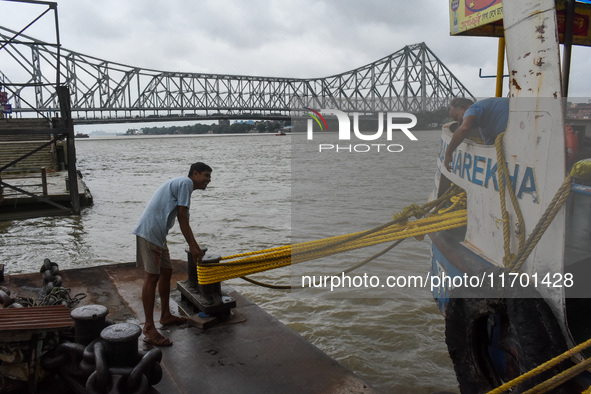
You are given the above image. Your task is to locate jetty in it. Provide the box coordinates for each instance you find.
[0,116,93,221]
[0,260,377,393]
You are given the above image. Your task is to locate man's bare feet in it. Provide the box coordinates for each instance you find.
[142,327,172,347]
[160,315,187,326]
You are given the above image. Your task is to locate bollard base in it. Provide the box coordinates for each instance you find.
[177,301,247,330]
[180,250,237,323]
[176,280,237,318]
[184,311,219,330]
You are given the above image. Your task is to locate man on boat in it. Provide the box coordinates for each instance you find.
[133,162,212,346]
[444,97,509,172]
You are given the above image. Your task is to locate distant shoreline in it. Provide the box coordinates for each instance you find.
[79,129,438,141]
[77,132,291,141]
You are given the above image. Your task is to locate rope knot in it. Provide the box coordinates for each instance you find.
[393,204,425,223]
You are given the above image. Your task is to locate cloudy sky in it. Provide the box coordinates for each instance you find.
[2,0,591,103]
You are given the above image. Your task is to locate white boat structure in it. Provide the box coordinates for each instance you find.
[431,0,591,392]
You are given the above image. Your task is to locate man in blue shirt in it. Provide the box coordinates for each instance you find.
[444,97,509,172]
[134,162,212,346]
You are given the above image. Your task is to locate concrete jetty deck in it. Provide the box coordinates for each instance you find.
[0,260,377,393]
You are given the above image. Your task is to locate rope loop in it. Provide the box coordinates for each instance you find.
[493,132,572,272]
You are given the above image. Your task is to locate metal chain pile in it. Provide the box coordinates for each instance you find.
[6,258,88,308]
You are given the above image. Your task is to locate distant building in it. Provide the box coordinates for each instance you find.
[568,102,591,120]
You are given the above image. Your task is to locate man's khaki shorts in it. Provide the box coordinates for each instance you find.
[136,236,172,274]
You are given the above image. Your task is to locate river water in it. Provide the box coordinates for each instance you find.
[0,130,458,393]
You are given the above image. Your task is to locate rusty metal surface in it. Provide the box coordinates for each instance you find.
[0,305,73,331]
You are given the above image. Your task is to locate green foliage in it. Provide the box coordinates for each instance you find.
[136,120,287,135]
[413,107,451,129]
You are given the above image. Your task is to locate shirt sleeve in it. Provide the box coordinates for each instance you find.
[463,104,483,124]
[177,178,193,208]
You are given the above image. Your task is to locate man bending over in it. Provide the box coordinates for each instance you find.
[133,162,212,346]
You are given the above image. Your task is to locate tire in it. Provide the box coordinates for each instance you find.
[444,269,569,393]
[445,297,506,393]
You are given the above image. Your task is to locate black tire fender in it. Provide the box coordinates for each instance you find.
[444,268,568,393]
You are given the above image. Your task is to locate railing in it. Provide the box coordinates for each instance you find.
[0,167,48,201]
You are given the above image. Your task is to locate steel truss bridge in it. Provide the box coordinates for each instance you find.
[1,24,473,125]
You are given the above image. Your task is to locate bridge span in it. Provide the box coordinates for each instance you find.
[0,5,472,125]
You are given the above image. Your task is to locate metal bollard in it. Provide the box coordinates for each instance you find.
[181,249,236,318]
[71,304,109,345]
[186,250,223,297]
[99,323,142,368]
[185,247,207,286]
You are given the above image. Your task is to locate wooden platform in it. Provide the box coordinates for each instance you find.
[0,170,93,220]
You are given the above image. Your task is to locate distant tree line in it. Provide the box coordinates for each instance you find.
[124,108,452,136]
[126,120,286,135]
[414,107,452,129]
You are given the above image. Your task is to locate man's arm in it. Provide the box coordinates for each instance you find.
[177,205,204,262]
[444,115,476,172]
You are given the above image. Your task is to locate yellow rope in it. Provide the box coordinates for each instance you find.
[485,135,579,393]
[438,191,466,214]
[523,357,591,393]
[194,128,583,392]
[202,133,569,289]
[494,132,573,272]
[197,210,467,284]
[486,337,591,394]
[506,174,571,272]
[495,132,526,268]
[197,186,466,285]
[198,132,582,392]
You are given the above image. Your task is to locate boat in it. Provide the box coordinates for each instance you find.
[431,0,591,392]
[75,133,89,138]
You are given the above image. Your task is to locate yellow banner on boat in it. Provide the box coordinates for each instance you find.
[449,0,591,46]
[449,0,503,36]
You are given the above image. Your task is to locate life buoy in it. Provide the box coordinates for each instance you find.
[565,124,579,167]
[444,268,574,393]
